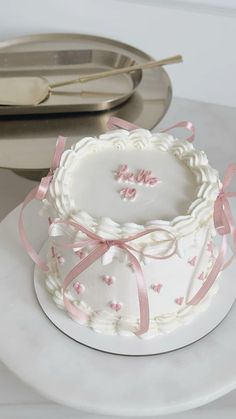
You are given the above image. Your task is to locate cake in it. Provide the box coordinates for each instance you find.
[39,127,221,338]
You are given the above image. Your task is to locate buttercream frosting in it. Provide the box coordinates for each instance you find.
[42,129,221,337]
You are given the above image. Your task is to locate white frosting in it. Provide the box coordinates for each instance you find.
[45,223,219,337]
[47,130,219,239]
[42,129,221,337]
[45,243,219,338]
[68,146,197,223]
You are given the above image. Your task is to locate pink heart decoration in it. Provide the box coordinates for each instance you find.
[57,254,65,265]
[188,256,197,266]
[103,275,115,286]
[207,241,214,255]
[75,250,85,260]
[73,282,85,295]
[198,271,205,281]
[151,283,163,294]
[109,301,123,312]
[175,297,184,306]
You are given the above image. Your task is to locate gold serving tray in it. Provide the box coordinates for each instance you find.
[0,49,142,115]
[0,33,172,175]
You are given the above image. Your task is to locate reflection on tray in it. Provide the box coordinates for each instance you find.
[51,90,125,98]
[0,49,142,115]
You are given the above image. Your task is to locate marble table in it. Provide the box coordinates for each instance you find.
[0,97,236,418]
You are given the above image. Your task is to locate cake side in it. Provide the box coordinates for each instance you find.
[45,224,219,337]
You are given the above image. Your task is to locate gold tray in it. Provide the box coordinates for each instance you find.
[0,33,172,174]
[0,49,142,115]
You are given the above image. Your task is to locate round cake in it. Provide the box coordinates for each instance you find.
[42,128,220,338]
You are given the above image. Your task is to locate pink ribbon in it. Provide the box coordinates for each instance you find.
[107,116,195,142]
[107,118,236,307]
[18,136,67,272]
[161,120,195,143]
[49,219,177,336]
[107,116,139,131]
[35,136,67,201]
[214,164,236,243]
[19,118,236,335]
[18,119,195,335]
[188,164,236,305]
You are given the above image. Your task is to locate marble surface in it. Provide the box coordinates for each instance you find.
[0,97,236,418]
[1,202,236,417]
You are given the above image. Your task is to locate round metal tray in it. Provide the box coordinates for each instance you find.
[0,33,172,173]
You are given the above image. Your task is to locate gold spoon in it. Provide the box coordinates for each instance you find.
[0,54,182,106]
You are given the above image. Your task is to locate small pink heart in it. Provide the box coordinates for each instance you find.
[109,301,123,312]
[75,250,85,260]
[57,254,65,265]
[207,241,214,255]
[73,282,85,295]
[198,272,205,281]
[188,256,197,266]
[175,297,184,306]
[103,275,115,286]
[151,283,163,293]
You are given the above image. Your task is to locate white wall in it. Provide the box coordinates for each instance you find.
[0,0,235,106]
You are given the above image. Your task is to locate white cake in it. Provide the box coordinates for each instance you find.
[42,128,220,338]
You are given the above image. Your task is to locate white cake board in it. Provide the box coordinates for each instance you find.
[1,203,236,417]
[35,242,236,356]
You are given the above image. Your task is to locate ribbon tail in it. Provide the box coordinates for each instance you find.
[35,174,53,201]
[107,116,139,131]
[221,197,233,235]
[223,198,236,253]
[62,243,109,323]
[124,247,150,336]
[35,136,67,201]
[187,235,227,306]
[223,164,236,190]
[19,186,49,272]
[52,136,67,170]
[214,198,226,236]
[161,121,195,143]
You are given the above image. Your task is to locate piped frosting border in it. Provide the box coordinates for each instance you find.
[47,129,220,239]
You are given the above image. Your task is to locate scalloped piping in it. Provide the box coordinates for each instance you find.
[45,261,219,339]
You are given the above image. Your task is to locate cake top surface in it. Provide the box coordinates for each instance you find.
[48,129,219,237]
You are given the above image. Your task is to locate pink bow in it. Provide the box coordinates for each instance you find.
[188,164,236,305]
[49,219,177,336]
[18,136,67,272]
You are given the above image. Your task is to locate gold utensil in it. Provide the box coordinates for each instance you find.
[0,54,182,107]
[50,54,182,88]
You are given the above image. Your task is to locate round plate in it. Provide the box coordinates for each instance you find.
[1,202,236,417]
[34,242,236,356]
[0,33,172,171]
